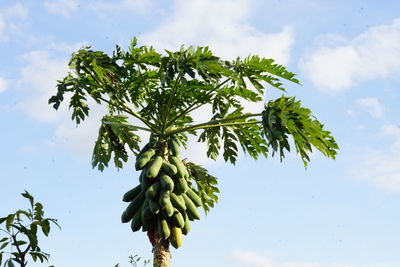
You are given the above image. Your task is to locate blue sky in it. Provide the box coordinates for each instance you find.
[1,0,400,266]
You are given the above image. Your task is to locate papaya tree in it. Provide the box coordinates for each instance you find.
[49,38,338,267]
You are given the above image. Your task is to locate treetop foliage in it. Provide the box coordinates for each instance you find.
[49,37,338,169]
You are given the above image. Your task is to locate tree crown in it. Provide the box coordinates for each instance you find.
[49,37,338,170]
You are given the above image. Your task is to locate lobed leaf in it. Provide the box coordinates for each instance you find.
[262,96,339,166]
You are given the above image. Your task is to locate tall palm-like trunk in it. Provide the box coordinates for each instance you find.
[152,233,171,267]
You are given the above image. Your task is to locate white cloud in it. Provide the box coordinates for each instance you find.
[231,251,321,267]
[230,251,398,267]
[17,47,108,159]
[352,124,400,193]
[0,18,5,36]
[44,0,80,18]
[89,0,154,16]
[347,98,385,118]
[0,3,28,41]
[0,77,9,93]
[300,18,400,92]
[1,3,28,18]
[141,0,294,64]
[18,50,69,122]
[138,0,294,165]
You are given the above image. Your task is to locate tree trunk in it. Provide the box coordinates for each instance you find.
[152,235,171,267]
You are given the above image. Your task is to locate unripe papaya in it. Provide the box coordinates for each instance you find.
[122,184,141,202]
[168,138,180,156]
[161,161,178,176]
[158,217,171,239]
[130,205,143,232]
[146,156,163,178]
[121,211,131,223]
[168,156,187,179]
[170,192,186,211]
[159,173,174,191]
[182,193,200,220]
[140,169,153,191]
[124,191,146,222]
[159,190,174,217]
[173,177,188,194]
[145,181,160,199]
[135,149,156,170]
[186,187,202,207]
[171,209,185,228]
[137,142,151,158]
[182,212,191,235]
[149,198,160,214]
[141,199,157,231]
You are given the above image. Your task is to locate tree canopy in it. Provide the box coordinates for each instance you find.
[49,37,338,169]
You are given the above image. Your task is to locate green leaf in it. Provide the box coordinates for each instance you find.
[41,220,50,236]
[28,224,38,249]
[0,252,2,265]
[21,190,34,208]
[262,96,339,166]
[34,202,44,221]
[186,162,219,214]
[12,240,27,246]
[0,238,8,243]
[5,214,15,231]
[0,242,8,250]
[30,251,49,263]
[10,223,28,234]
[47,219,61,230]
[15,209,32,221]
[92,115,142,170]
[5,259,15,267]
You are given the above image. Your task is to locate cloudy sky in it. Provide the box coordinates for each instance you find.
[1,0,399,266]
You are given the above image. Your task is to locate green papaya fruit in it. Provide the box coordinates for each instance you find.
[161,161,178,176]
[182,193,200,220]
[124,191,146,221]
[168,156,187,179]
[171,209,185,228]
[173,177,188,194]
[141,199,157,231]
[149,198,160,214]
[130,205,143,232]
[122,184,142,202]
[159,190,174,217]
[121,211,131,223]
[146,156,163,178]
[168,138,180,157]
[140,169,153,191]
[182,212,191,235]
[159,173,174,191]
[170,192,186,211]
[136,142,151,158]
[158,217,171,239]
[145,181,160,199]
[135,149,156,170]
[186,187,202,207]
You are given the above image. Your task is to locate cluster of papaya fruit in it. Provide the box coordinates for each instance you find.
[121,136,202,248]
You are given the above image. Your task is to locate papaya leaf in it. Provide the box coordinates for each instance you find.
[262,96,338,167]
[185,162,219,214]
